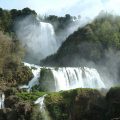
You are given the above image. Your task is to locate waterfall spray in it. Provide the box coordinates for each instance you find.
[0,93,5,109]
[20,63,106,92]
[16,17,58,64]
[19,62,40,91]
[34,94,51,120]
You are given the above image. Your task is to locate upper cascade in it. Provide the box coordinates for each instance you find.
[16,18,58,63]
[37,22,58,59]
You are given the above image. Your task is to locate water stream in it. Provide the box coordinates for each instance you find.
[34,94,51,120]
[0,93,5,109]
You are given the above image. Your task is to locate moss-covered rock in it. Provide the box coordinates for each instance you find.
[0,101,32,120]
[13,65,33,85]
[15,102,32,120]
[4,95,19,108]
[38,68,56,92]
[16,91,46,102]
[45,88,105,120]
[15,88,106,120]
[0,108,17,120]
[106,87,120,120]
[30,105,43,120]
[0,63,33,87]
[3,87,120,120]
[4,87,18,98]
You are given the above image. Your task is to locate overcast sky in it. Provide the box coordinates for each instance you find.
[0,0,120,18]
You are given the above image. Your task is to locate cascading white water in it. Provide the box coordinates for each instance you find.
[35,94,47,109]
[34,94,51,120]
[16,17,58,63]
[21,63,106,120]
[20,63,105,91]
[52,67,105,91]
[19,62,40,91]
[0,93,5,109]
[39,22,58,58]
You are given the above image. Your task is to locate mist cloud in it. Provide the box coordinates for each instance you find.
[15,16,59,64]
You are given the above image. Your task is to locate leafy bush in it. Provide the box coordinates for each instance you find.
[17,91,46,102]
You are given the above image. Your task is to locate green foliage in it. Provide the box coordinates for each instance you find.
[45,92,68,120]
[0,7,37,86]
[30,105,43,120]
[0,31,32,86]
[0,7,36,33]
[44,14,73,33]
[17,91,46,102]
[45,88,101,120]
[13,65,33,84]
[0,8,12,32]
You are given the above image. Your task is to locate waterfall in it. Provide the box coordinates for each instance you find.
[52,67,105,91]
[21,62,106,119]
[34,94,51,120]
[19,62,40,91]
[20,63,106,92]
[0,93,5,109]
[16,17,58,63]
[39,22,58,58]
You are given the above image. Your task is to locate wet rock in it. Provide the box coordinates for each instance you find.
[4,95,19,108]
[106,87,120,120]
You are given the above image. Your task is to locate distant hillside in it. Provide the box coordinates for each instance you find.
[41,13,120,66]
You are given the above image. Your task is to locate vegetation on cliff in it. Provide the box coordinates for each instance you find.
[45,88,104,120]
[1,87,120,120]
[0,7,36,33]
[0,7,36,87]
[17,91,46,102]
[10,87,120,120]
[42,12,120,66]
[0,31,33,87]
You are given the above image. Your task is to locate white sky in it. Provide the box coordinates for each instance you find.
[0,0,120,18]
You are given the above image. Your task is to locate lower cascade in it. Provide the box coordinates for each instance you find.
[52,67,105,91]
[21,62,106,91]
[19,62,40,91]
[0,93,5,109]
[19,63,106,120]
[34,94,51,120]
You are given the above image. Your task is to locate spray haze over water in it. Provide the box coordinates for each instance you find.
[16,16,58,64]
[21,63,106,92]
[16,15,91,64]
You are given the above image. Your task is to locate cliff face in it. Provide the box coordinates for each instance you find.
[42,14,120,67]
[44,87,120,120]
[1,87,120,120]
[45,88,105,120]
[105,87,120,120]
[0,100,32,120]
